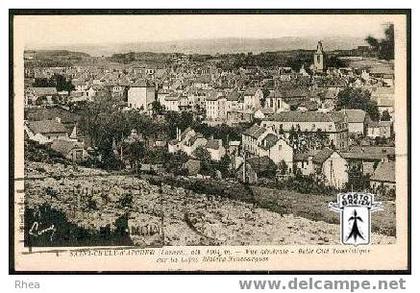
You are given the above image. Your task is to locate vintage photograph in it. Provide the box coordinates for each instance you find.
[11,11,410,272]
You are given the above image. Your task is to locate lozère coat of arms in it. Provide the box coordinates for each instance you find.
[329,192,383,246]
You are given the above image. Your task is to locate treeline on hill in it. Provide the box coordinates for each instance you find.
[215,51,348,71]
[25,50,91,67]
[107,51,175,65]
[106,50,349,70]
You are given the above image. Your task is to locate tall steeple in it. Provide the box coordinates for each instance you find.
[313,41,326,73]
[316,41,324,53]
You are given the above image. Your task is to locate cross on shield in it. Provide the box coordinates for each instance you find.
[329,192,382,246]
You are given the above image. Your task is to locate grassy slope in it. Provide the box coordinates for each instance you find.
[250,186,396,237]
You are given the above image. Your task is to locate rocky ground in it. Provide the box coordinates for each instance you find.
[24,161,395,246]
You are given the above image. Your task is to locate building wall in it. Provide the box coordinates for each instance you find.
[163,100,180,112]
[244,90,263,110]
[183,137,207,157]
[207,146,226,161]
[348,122,365,135]
[206,100,218,120]
[314,53,325,73]
[265,97,289,112]
[127,86,155,110]
[370,180,395,190]
[67,148,88,162]
[258,139,293,168]
[367,126,392,138]
[262,120,349,150]
[295,159,315,176]
[218,98,227,120]
[319,152,348,189]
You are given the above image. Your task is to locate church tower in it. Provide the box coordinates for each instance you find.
[313,41,326,73]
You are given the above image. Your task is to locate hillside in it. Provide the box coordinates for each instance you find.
[24,161,395,247]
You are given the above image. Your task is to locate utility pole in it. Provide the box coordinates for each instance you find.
[242,149,247,183]
[159,183,165,247]
[120,133,124,170]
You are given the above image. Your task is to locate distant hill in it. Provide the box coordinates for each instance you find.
[24,50,92,67]
[25,50,91,59]
[28,36,367,57]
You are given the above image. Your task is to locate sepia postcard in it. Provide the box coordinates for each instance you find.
[10,10,411,273]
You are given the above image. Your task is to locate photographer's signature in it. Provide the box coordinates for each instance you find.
[29,222,56,241]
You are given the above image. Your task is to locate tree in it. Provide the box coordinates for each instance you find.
[33,74,75,93]
[165,111,194,139]
[278,160,288,175]
[164,151,188,174]
[218,154,232,177]
[52,74,75,93]
[193,146,213,175]
[345,162,371,191]
[336,87,380,121]
[365,23,394,60]
[124,140,145,170]
[381,110,391,121]
[151,101,164,115]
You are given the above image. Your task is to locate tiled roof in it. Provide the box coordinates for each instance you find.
[312,147,336,164]
[27,87,57,96]
[368,121,393,128]
[294,150,317,161]
[165,95,179,101]
[227,91,242,101]
[349,146,394,155]
[244,88,260,96]
[246,156,276,173]
[25,108,80,124]
[340,109,367,123]
[265,111,345,123]
[371,161,395,183]
[268,88,308,99]
[243,124,267,139]
[260,133,279,150]
[27,120,69,134]
[180,127,194,141]
[51,139,83,155]
[131,80,154,87]
[372,86,394,95]
[206,90,224,101]
[299,100,318,111]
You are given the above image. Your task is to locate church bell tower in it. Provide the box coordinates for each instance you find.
[313,41,326,73]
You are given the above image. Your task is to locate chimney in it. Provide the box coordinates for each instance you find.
[177,127,181,142]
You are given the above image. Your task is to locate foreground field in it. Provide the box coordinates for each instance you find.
[24,162,395,246]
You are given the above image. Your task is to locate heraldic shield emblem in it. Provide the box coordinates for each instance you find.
[329,192,383,246]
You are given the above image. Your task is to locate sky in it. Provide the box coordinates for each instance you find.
[14,14,393,47]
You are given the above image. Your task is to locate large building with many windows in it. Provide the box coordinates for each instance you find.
[261,111,349,150]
